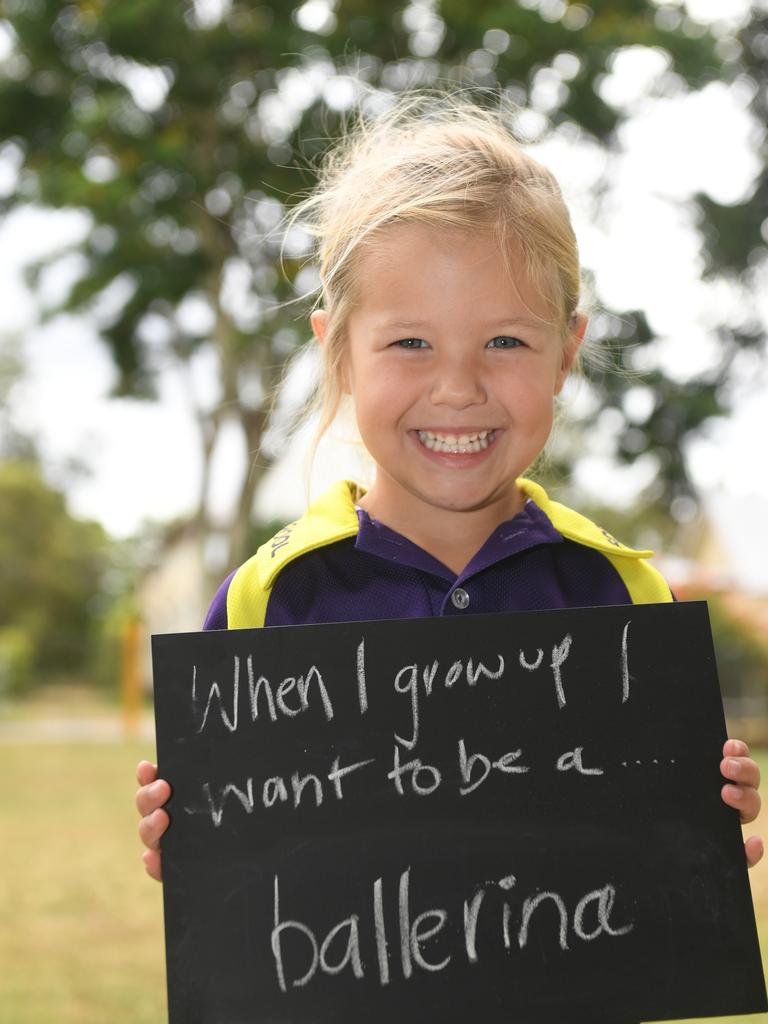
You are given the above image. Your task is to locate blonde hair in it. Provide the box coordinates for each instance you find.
[281,89,585,459]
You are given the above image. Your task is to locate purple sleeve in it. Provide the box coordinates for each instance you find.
[202,569,237,630]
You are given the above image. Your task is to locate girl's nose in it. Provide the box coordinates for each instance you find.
[429,357,487,409]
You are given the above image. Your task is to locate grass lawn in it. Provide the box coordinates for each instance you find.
[1,738,767,1024]
[0,741,167,1024]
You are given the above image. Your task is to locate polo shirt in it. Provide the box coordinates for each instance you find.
[203,478,672,630]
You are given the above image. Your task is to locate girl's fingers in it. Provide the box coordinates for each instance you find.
[139,807,170,849]
[720,756,761,790]
[143,848,163,882]
[745,835,764,870]
[135,778,171,817]
[725,738,752,759]
[721,783,761,824]
[720,747,762,823]
[136,760,157,786]
[723,738,750,759]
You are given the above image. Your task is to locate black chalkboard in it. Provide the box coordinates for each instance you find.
[151,601,766,1024]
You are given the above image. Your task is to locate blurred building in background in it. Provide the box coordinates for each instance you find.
[659,492,768,733]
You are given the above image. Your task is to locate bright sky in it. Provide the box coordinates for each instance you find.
[1,23,767,547]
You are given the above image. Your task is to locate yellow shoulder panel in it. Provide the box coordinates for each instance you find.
[227,479,364,629]
[517,477,673,604]
[226,554,271,630]
[602,552,674,604]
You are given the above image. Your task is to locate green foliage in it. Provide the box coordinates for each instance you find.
[697,10,768,281]
[88,590,139,693]
[0,458,125,692]
[707,596,768,708]
[0,624,34,698]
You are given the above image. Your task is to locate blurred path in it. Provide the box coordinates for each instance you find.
[0,684,155,743]
[0,710,155,743]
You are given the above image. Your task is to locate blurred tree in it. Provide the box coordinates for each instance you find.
[0,0,763,580]
[0,333,37,462]
[0,458,119,694]
[696,9,767,281]
[706,593,768,712]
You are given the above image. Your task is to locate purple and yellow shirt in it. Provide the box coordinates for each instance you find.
[203,478,672,631]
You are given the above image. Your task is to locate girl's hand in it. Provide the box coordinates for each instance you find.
[720,739,763,868]
[136,760,171,882]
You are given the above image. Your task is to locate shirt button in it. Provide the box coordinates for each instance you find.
[451,588,470,610]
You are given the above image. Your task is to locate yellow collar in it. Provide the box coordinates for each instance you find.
[516,478,653,558]
[255,477,652,589]
[256,479,363,589]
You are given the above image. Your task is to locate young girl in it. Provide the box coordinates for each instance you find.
[136,92,762,881]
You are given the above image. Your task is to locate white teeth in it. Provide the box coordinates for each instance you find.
[417,429,495,454]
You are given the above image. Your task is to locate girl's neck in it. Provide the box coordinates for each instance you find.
[357,481,526,576]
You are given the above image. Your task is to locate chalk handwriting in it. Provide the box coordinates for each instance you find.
[458,738,530,796]
[187,740,644,824]
[357,639,368,714]
[185,754,376,826]
[399,869,451,976]
[373,877,389,986]
[519,648,544,671]
[517,892,569,949]
[463,889,485,963]
[556,746,604,776]
[192,660,239,734]
[621,620,632,703]
[550,634,573,709]
[191,656,334,734]
[270,867,634,993]
[189,623,631,748]
[392,653,505,750]
[573,885,634,942]
[388,746,442,796]
[198,777,255,827]
[621,759,676,768]
[390,633,581,751]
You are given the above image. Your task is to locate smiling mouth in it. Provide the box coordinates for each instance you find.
[416,429,497,454]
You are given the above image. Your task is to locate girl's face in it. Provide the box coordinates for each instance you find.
[312,221,586,530]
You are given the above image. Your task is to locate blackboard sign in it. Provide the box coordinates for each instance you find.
[152,601,766,1024]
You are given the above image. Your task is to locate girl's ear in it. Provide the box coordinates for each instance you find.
[555,312,588,394]
[311,307,351,394]
[310,308,328,345]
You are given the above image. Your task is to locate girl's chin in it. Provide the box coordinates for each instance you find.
[406,479,524,517]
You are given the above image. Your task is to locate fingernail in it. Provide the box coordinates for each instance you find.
[728,758,741,777]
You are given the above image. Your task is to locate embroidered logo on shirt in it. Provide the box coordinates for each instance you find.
[271,522,297,558]
[600,528,622,548]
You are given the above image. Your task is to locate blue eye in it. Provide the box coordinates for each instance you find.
[395,338,428,349]
[488,335,524,349]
